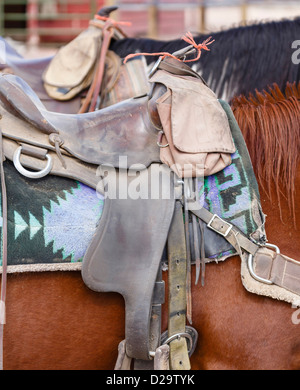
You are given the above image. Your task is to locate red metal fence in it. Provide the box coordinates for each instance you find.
[1,1,299,45]
[0,0,104,44]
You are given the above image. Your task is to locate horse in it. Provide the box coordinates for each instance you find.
[1,81,300,370]
[110,17,300,101]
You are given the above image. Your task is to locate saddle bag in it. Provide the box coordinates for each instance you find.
[149,61,236,177]
[42,15,126,101]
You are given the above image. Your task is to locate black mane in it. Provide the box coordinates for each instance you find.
[110,17,300,100]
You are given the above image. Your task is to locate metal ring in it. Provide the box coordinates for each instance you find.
[13,146,53,179]
[248,243,280,285]
[159,326,198,357]
[157,130,169,148]
[163,332,193,352]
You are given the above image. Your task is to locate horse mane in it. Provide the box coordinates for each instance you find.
[231,82,300,225]
[110,17,300,100]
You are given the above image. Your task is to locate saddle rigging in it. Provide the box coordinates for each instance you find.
[0,42,300,370]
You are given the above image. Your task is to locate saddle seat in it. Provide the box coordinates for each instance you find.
[0,73,160,170]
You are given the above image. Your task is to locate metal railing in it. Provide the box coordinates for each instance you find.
[0,0,102,44]
[1,0,299,43]
[115,0,300,38]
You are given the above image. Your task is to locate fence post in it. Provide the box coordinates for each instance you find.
[198,1,206,33]
[90,0,97,18]
[27,0,40,46]
[148,0,158,38]
[0,0,4,37]
[241,0,247,25]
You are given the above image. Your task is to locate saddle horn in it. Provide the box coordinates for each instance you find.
[97,6,119,17]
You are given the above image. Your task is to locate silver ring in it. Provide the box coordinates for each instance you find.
[13,146,53,179]
[163,332,193,352]
[157,130,169,148]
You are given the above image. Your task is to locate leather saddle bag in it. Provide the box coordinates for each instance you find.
[149,63,236,178]
[42,17,126,101]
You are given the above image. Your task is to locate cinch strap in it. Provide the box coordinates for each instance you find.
[188,201,300,296]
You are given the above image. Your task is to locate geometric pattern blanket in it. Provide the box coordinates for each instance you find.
[0,104,265,272]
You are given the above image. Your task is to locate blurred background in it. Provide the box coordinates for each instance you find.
[1,0,300,56]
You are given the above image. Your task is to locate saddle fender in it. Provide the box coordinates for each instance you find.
[81,165,177,360]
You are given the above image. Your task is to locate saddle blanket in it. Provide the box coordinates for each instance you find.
[0,115,264,273]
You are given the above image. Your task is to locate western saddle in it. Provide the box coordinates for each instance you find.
[1,44,300,370]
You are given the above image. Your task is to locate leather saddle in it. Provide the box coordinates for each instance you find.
[0,51,237,369]
[1,49,300,370]
[0,73,159,177]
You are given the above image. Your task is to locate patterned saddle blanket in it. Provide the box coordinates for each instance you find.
[0,109,264,272]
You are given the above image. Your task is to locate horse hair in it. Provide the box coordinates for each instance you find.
[110,17,300,101]
[231,82,300,226]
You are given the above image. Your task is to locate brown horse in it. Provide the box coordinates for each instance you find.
[2,82,300,370]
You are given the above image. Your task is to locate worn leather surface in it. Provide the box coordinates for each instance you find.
[254,248,300,295]
[149,61,236,177]
[42,17,126,101]
[81,165,176,360]
[150,67,235,154]
[0,71,261,265]
[43,26,103,90]
[0,73,160,170]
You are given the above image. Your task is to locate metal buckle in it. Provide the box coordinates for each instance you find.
[207,214,233,237]
[247,243,280,285]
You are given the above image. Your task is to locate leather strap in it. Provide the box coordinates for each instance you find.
[188,201,300,296]
[89,25,114,112]
[78,24,114,113]
[167,200,190,370]
[188,201,258,255]
[254,248,300,295]
[157,58,207,85]
[0,119,7,370]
